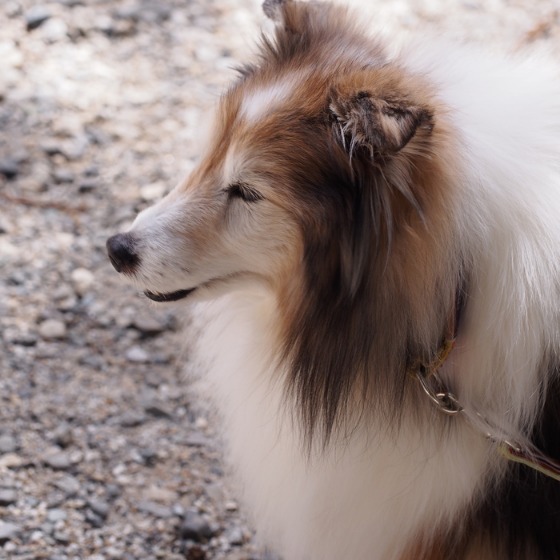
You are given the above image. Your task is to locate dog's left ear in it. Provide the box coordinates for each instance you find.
[329,87,433,157]
[262,0,289,21]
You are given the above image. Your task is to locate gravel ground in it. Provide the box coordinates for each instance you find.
[1,1,559,559]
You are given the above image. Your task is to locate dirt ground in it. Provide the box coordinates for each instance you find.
[1,1,559,559]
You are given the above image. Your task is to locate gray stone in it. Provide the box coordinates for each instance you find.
[53,474,80,496]
[144,401,173,419]
[0,488,17,506]
[44,452,73,470]
[0,158,19,179]
[0,434,18,454]
[41,137,88,161]
[184,432,213,448]
[125,346,149,363]
[52,168,74,184]
[227,527,244,546]
[119,411,146,428]
[52,423,73,448]
[25,6,51,31]
[130,313,167,335]
[85,509,104,528]
[179,511,215,542]
[7,331,38,347]
[144,485,177,503]
[105,484,121,499]
[0,521,20,544]
[53,530,70,544]
[38,319,67,340]
[47,508,67,523]
[138,447,157,465]
[78,179,98,193]
[88,498,110,519]
[136,500,172,518]
[46,492,65,508]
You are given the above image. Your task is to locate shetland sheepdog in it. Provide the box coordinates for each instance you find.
[107,1,560,558]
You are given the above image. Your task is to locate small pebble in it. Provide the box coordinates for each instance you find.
[47,509,67,523]
[0,159,19,179]
[140,182,166,201]
[0,521,20,544]
[40,17,68,42]
[52,168,74,184]
[225,500,238,512]
[119,411,146,428]
[46,492,66,509]
[79,180,98,193]
[136,500,172,519]
[52,423,73,448]
[0,453,23,469]
[44,452,73,470]
[53,474,80,497]
[144,401,173,419]
[227,527,244,546]
[85,509,105,528]
[25,6,51,30]
[179,511,215,542]
[71,268,95,297]
[0,434,18,454]
[38,319,67,340]
[53,530,70,544]
[0,489,17,506]
[105,484,121,500]
[131,313,167,335]
[88,498,110,519]
[144,485,177,503]
[125,346,149,363]
[3,541,17,553]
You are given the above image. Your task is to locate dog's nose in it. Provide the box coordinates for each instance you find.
[106,233,139,274]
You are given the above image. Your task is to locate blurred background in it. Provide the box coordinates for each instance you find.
[1,1,559,558]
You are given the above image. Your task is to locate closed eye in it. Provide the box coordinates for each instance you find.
[226,183,263,203]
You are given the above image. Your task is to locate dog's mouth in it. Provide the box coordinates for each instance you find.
[143,273,248,303]
[144,288,196,302]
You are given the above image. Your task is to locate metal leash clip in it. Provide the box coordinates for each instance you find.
[414,367,463,416]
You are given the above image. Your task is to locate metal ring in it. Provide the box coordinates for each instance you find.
[415,370,463,415]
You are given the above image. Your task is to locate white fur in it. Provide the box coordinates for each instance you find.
[122,32,560,560]
[192,287,489,560]
[187,42,560,559]
[404,41,560,441]
[240,78,298,123]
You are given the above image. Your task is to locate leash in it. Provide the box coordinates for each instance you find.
[409,338,560,482]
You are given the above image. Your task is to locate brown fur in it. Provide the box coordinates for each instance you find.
[227,1,464,443]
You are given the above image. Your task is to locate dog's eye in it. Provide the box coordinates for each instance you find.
[227,183,263,203]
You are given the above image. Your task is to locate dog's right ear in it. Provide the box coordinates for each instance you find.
[329,72,434,159]
[262,0,290,22]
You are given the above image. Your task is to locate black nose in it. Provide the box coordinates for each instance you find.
[106,233,140,274]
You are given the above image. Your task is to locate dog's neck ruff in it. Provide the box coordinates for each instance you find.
[410,327,560,482]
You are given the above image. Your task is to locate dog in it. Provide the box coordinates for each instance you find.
[107,1,560,558]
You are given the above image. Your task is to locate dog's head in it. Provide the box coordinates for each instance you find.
[107,0,460,440]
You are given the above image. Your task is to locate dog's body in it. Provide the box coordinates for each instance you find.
[107,2,560,558]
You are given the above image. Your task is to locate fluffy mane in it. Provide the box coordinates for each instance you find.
[240,0,465,444]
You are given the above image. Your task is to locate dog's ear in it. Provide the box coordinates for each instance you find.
[329,87,433,157]
[262,0,290,22]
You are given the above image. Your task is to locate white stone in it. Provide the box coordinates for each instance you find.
[71,267,95,296]
[126,346,149,363]
[38,319,67,340]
